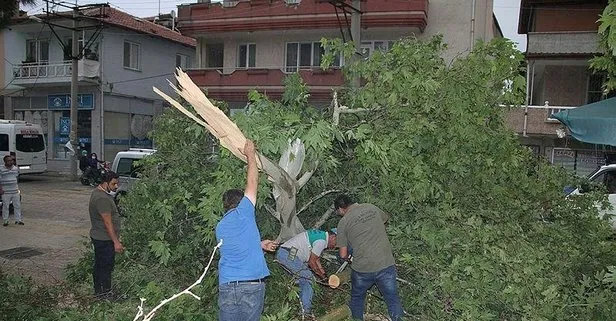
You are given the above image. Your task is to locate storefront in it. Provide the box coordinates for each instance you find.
[7,89,160,173]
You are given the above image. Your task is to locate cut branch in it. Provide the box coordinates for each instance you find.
[133,240,223,321]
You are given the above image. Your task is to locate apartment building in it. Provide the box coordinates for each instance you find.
[177,0,502,108]
[509,0,611,176]
[4,6,195,172]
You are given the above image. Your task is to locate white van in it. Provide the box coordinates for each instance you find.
[567,163,616,228]
[0,120,46,174]
[112,148,156,194]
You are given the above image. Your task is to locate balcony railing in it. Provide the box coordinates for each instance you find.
[186,67,344,100]
[13,61,72,79]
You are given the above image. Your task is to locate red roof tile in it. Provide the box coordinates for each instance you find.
[30,7,196,47]
[83,7,196,47]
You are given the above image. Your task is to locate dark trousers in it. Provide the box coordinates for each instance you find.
[92,238,115,295]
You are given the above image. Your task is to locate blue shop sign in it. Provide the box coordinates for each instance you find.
[104,139,153,146]
[48,94,94,110]
[59,117,70,135]
[53,137,92,144]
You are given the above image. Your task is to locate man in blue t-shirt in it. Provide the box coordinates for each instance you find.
[215,140,278,321]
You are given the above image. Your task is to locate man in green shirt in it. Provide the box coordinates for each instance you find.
[334,194,403,320]
[89,171,123,299]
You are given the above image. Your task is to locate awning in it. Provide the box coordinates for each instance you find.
[552,97,616,147]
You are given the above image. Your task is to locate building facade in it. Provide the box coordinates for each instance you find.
[176,0,501,108]
[509,0,612,176]
[4,7,195,173]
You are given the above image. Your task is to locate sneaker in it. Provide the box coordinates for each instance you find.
[2,221,7,226]
[15,221,24,225]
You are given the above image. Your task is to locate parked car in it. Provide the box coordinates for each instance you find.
[111,148,156,195]
[567,163,616,228]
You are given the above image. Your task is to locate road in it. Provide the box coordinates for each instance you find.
[0,174,92,284]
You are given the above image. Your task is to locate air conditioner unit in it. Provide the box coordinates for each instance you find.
[285,0,301,4]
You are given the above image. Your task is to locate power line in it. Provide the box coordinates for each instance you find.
[111,72,174,84]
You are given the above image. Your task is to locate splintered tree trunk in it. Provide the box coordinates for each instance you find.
[317,305,351,321]
[328,269,351,289]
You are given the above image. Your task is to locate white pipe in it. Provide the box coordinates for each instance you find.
[470,0,476,50]
[523,61,531,136]
[99,34,105,161]
[522,61,537,137]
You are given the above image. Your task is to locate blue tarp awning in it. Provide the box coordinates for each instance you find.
[552,97,616,147]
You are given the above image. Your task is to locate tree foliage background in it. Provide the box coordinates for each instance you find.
[3,36,616,320]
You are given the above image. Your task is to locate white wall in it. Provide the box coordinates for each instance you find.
[101,27,196,100]
[198,27,419,71]
[422,0,496,61]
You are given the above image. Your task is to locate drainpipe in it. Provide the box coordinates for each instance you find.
[522,61,535,137]
[470,0,476,50]
[99,34,105,161]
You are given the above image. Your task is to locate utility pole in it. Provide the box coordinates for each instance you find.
[351,0,360,88]
[70,6,79,180]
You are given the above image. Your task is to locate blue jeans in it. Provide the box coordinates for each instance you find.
[92,238,115,295]
[349,265,403,321]
[276,248,315,313]
[218,282,265,321]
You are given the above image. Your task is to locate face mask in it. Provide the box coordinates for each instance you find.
[91,156,96,159]
[102,184,117,197]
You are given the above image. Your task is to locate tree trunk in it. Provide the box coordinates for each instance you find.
[328,269,351,289]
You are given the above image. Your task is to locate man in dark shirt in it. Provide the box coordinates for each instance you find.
[334,194,403,320]
[89,171,123,298]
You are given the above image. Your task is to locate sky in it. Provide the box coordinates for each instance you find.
[26,0,527,51]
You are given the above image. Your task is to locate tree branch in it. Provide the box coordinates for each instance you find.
[331,91,381,126]
[313,205,335,229]
[264,204,281,221]
[297,189,340,217]
[133,240,223,321]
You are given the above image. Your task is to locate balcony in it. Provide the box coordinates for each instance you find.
[178,0,428,35]
[186,67,345,101]
[504,104,576,137]
[12,60,100,86]
[526,32,600,57]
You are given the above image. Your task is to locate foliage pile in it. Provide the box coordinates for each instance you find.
[3,36,616,320]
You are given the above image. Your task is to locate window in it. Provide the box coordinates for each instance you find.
[285,42,341,73]
[63,39,99,61]
[116,157,142,178]
[587,73,616,104]
[237,44,256,68]
[25,39,49,63]
[16,134,45,153]
[587,170,616,194]
[360,40,392,59]
[0,134,8,151]
[123,41,140,70]
[63,38,84,61]
[176,54,191,69]
[206,43,224,68]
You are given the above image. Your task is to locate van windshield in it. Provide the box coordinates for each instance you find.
[16,134,45,153]
[116,157,142,178]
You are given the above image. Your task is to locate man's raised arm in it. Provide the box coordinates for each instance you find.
[243,140,258,205]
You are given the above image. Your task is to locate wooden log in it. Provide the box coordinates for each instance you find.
[317,305,351,321]
[328,269,351,289]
